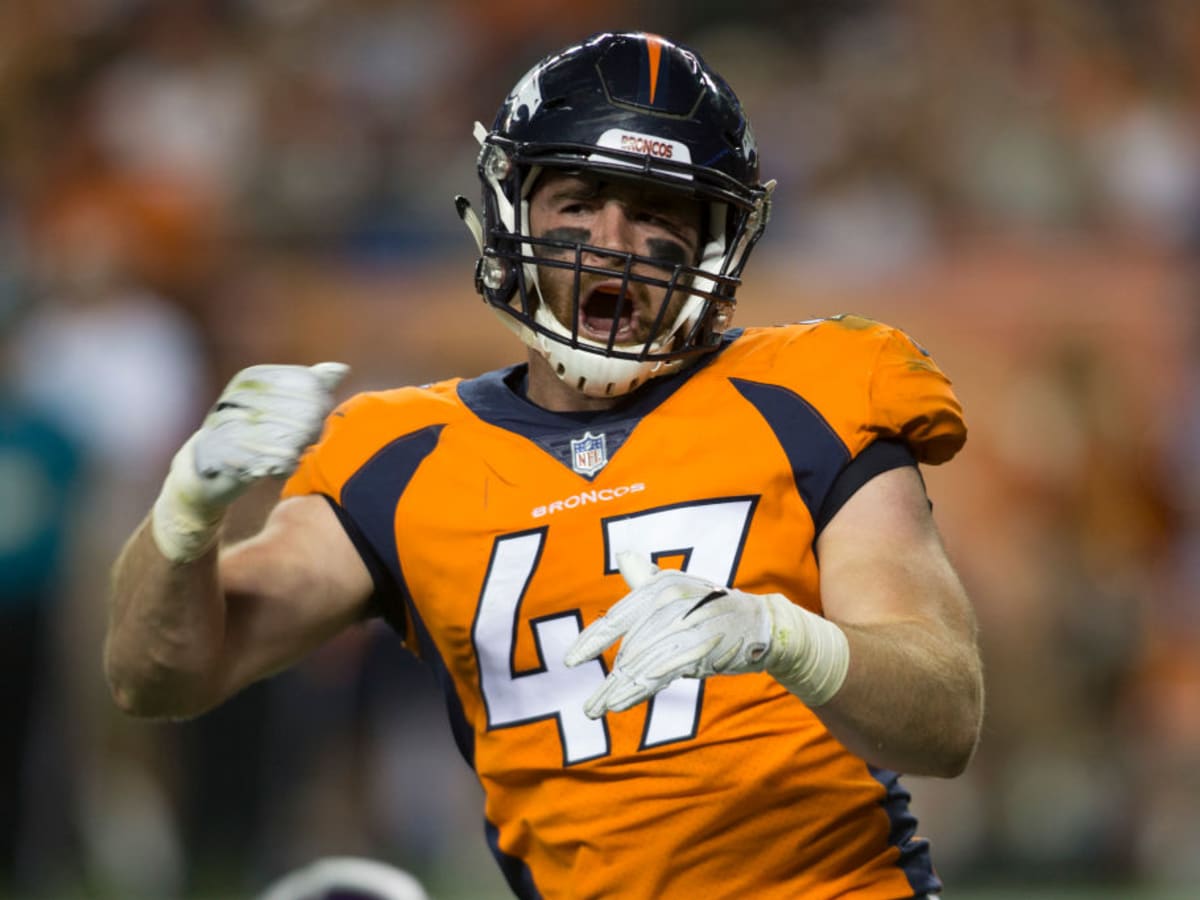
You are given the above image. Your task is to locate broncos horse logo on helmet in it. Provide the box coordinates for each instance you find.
[457,31,775,398]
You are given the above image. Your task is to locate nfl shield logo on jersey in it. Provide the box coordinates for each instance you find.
[570,431,608,476]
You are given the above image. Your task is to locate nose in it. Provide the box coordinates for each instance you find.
[585,200,637,260]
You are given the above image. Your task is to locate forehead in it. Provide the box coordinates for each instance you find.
[533,169,702,215]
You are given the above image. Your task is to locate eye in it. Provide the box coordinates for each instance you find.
[636,209,689,238]
[560,199,596,216]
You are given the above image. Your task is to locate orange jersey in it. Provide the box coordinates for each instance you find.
[283,317,967,899]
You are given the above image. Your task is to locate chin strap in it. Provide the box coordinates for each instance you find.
[455,195,485,252]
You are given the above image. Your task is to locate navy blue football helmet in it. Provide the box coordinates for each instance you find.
[457,32,773,397]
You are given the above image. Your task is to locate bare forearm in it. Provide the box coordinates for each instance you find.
[105,363,355,719]
[105,515,228,719]
[816,620,983,777]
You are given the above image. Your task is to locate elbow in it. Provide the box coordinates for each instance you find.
[106,671,164,719]
[935,729,979,779]
[907,718,979,779]
[104,664,172,720]
[107,674,210,721]
[107,677,159,719]
[103,643,211,721]
[931,681,985,779]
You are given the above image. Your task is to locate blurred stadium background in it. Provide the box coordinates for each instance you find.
[1,1,1198,898]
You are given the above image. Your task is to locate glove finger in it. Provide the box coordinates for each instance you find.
[616,550,658,589]
[242,455,304,479]
[212,387,333,424]
[218,363,345,409]
[310,361,350,392]
[708,635,747,673]
[564,580,662,666]
[197,453,297,481]
[583,672,652,718]
[600,674,659,714]
[204,408,324,439]
[618,631,723,682]
[564,616,625,667]
[224,364,317,395]
[566,563,696,668]
[193,423,319,477]
[582,682,611,719]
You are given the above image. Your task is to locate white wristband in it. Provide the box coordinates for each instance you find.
[762,593,850,707]
[150,434,234,564]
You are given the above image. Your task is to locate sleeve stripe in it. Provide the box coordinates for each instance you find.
[319,494,406,630]
[814,439,918,536]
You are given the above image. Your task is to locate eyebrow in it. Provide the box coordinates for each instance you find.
[547,181,598,202]
[543,177,702,241]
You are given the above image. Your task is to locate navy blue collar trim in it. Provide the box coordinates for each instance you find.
[457,329,742,435]
[455,329,742,478]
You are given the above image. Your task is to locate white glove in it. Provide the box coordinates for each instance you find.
[151,362,349,563]
[564,551,850,718]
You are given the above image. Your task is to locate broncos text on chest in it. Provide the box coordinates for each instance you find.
[530,481,647,519]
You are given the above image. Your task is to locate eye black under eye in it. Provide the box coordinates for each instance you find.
[533,226,590,257]
[645,238,690,267]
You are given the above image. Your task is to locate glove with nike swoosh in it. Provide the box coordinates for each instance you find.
[151,362,349,563]
[564,551,850,718]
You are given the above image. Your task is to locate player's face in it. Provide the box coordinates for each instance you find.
[527,171,703,346]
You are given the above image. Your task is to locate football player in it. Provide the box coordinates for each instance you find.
[107,32,982,899]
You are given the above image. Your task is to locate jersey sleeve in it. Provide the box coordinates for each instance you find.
[865,325,966,465]
[281,400,356,503]
[280,392,420,637]
[281,389,434,501]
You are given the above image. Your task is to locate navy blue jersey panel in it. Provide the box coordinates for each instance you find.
[319,494,405,632]
[337,424,477,765]
[404,593,477,768]
[486,819,544,900]
[339,424,443,601]
[728,377,850,526]
[869,766,944,896]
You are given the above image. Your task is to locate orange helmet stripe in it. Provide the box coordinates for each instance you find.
[645,34,666,105]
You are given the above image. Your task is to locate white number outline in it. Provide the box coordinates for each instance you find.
[472,497,759,766]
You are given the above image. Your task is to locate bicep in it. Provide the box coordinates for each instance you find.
[216,494,375,696]
[815,465,974,640]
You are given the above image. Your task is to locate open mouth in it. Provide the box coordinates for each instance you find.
[579,283,638,343]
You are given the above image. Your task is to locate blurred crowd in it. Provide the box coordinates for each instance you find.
[1,0,1199,897]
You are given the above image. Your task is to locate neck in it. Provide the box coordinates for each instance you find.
[524,350,624,413]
